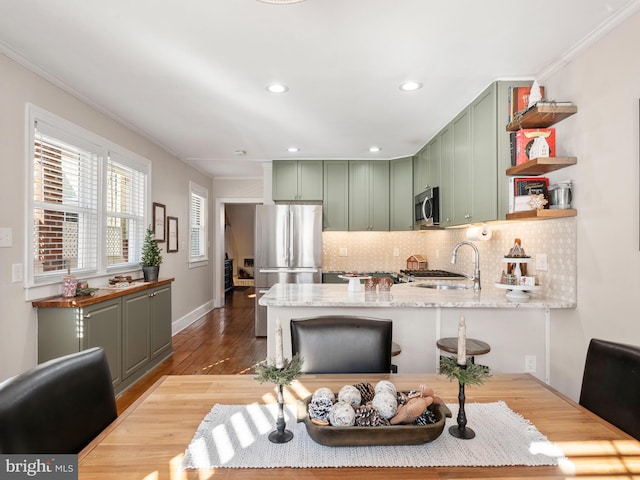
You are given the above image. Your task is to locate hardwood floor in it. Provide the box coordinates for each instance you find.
[115,286,266,414]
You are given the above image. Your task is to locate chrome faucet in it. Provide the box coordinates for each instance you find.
[450,241,481,291]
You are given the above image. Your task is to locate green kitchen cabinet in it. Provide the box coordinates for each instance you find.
[37,297,122,388]
[323,160,349,230]
[36,280,173,395]
[452,107,472,225]
[413,142,441,197]
[149,284,172,360]
[439,125,454,226]
[272,160,323,202]
[349,160,389,231]
[122,290,151,379]
[470,83,499,223]
[390,156,414,231]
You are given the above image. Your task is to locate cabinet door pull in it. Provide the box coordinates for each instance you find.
[83,314,91,319]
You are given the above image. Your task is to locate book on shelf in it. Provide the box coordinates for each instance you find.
[508,85,545,123]
[512,128,555,165]
[508,176,549,213]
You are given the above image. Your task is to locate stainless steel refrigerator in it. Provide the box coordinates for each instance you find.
[254,204,322,336]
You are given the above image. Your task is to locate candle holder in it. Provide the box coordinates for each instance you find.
[254,354,304,444]
[438,356,490,440]
[449,364,475,439]
[269,383,293,443]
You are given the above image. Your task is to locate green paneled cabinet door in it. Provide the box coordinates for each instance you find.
[452,107,472,225]
[349,160,389,231]
[272,160,323,201]
[323,160,349,230]
[390,157,414,231]
[122,290,151,379]
[150,284,172,360]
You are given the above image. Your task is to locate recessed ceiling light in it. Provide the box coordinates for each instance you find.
[287,147,300,153]
[266,83,289,94]
[399,81,423,92]
[369,146,381,153]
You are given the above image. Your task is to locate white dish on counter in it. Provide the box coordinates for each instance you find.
[494,282,542,300]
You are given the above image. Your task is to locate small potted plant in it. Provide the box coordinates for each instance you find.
[140,226,163,282]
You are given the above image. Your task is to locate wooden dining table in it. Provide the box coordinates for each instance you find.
[79,373,640,479]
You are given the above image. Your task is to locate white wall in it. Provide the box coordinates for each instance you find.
[0,53,214,381]
[540,10,640,399]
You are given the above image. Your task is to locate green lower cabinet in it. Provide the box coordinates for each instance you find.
[37,282,172,395]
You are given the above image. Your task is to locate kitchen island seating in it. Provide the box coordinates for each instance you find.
[0,347,117,454]
[579,338,640,440]
[291,315,393,373]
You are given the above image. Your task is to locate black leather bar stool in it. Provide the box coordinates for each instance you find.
[437,337,490,363]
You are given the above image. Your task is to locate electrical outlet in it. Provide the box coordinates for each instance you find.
[525,355,537,373]
[12,263,23,283]
[435,249,440,259]
[339,247,348,257]
[393,247,400,257]
[535,253,548,271]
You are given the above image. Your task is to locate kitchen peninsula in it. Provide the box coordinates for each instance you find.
[260,282,575,382]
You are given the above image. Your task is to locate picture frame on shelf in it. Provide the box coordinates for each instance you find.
[153,202,166,242]
[167,216,178,253]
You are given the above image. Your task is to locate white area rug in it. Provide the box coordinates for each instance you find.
[182,401,565,469]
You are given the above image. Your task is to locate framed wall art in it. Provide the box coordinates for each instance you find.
[167,216,178,252]
[153,202,166,242]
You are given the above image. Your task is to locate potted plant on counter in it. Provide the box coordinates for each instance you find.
[141,226,163,282]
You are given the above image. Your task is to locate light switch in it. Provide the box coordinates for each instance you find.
[0,227,12,247]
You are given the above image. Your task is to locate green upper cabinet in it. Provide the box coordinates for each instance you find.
[323,160,349,231]
[470,83,498,223]
[389,156,414,231]
[439,125,454,226]
[349,160,389,231]
[452,106,472,225]
[442,80,532,226]
[272,160,323,202]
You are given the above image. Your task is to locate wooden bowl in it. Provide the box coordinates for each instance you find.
[296,393,451,447]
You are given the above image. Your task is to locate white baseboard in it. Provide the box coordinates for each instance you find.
[172,299,215,335]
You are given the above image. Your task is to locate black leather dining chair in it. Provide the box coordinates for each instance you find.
[0,347,118,453]
[290,315,393,373]
[579,338,640,440]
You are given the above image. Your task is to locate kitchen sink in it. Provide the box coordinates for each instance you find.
[413,283,469,290]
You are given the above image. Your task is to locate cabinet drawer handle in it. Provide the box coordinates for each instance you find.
[83,314,91,319]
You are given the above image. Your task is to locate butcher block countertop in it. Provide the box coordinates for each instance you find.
[32,278,174,308]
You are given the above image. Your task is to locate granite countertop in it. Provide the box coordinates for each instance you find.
[259,282,575,309]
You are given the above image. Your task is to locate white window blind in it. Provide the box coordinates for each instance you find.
[106,151,147,267]
[32,121,100,280]
[189,181,208,263]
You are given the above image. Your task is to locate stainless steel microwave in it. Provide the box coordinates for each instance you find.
[415,186,440,228]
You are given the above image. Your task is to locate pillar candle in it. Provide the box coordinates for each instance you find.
[275,316,284,369]
[457,314,467,365]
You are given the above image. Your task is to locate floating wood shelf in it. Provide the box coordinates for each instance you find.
[506,105,578,131]
[506,209,576,221]
[506,157,577,176]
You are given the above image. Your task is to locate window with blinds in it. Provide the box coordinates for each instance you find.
[32,124,100,279]
[29,107,150,286]
[189,181,208,264]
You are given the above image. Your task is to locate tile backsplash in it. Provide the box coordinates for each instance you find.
[322,217,576,302]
